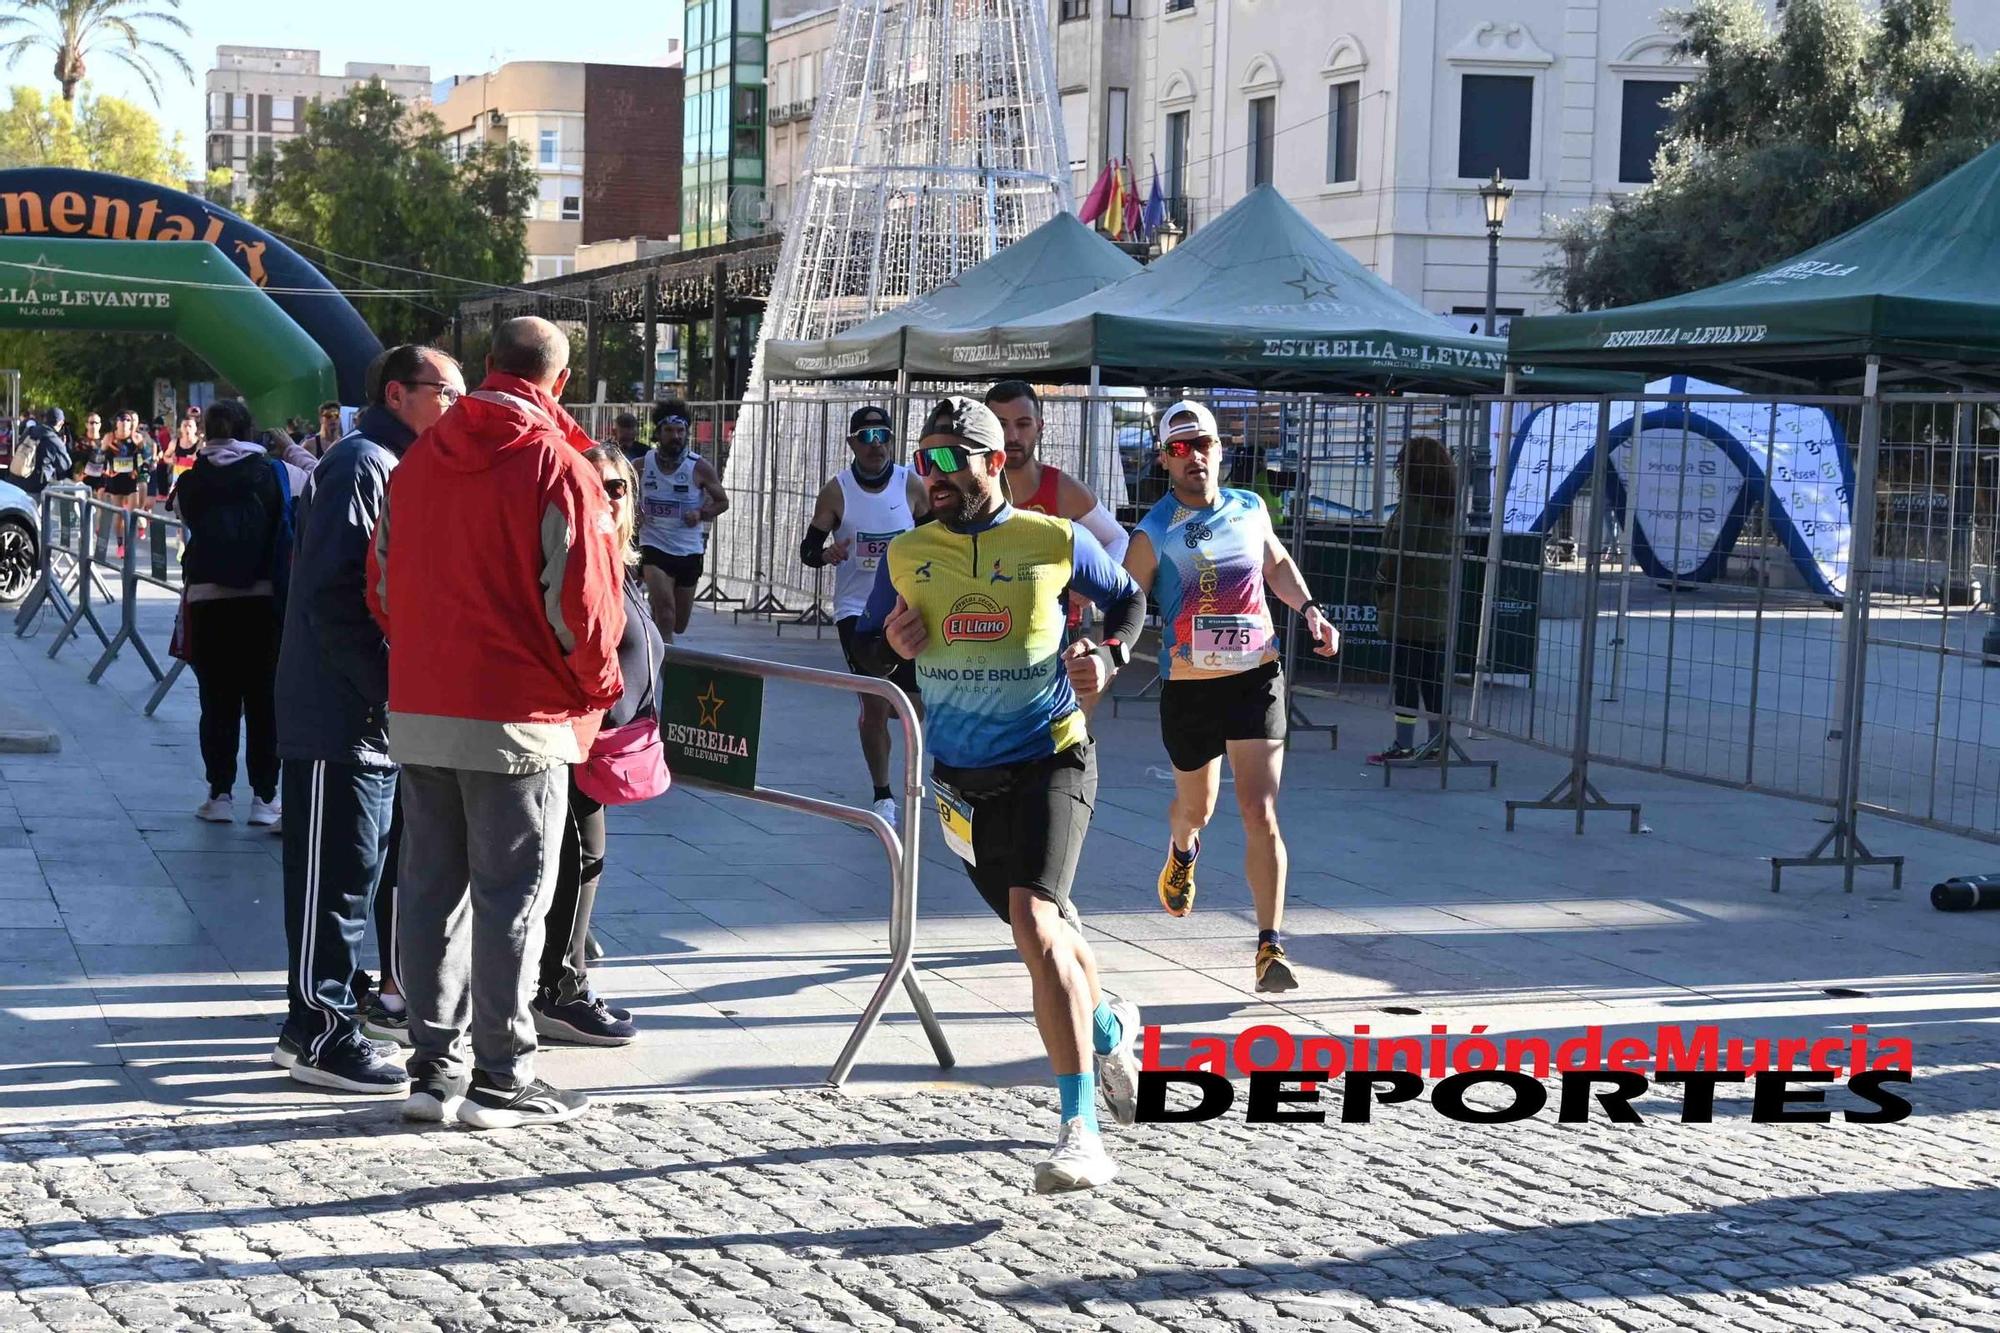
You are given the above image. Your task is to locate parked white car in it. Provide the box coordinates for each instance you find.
[0,477,40,603]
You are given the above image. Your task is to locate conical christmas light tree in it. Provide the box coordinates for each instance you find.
[749,0,1073,382]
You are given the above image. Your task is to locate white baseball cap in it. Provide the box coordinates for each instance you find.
[1156,399,1220,445]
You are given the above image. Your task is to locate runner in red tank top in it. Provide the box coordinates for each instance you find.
[986,381,1132,641]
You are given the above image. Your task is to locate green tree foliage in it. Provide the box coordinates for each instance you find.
[0,0,191,104]
[1543,0,2000,311]
[0,84,201,416]
[0,83,188,181]
[247,82,538,347]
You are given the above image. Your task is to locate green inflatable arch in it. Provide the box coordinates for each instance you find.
[0,236,339,423]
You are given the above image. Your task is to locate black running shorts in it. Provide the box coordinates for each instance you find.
[1158,661,1287,771]
[836,616,919,698]
[640,546,703,587]
[933,742,1095,925]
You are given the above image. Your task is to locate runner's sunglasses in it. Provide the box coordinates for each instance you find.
[852,426,893,446]
[912,444,994,477]
[1160,435,1219,459]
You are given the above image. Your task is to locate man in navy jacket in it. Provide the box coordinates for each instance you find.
[273,344,465,1095]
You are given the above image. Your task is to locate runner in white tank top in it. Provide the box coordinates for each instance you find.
[636,401,728,644]
[801,405,930,827]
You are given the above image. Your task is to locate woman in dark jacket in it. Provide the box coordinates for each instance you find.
[1369,436,1459,764]
[533,443,666,1046]
[171,398,287,826]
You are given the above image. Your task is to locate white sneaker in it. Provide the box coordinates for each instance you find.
[1097,996,1143,1127]
[248,798,281,828]
[871,796,899,830]
[1034,1118,1118,1194]
[195,796,234,823]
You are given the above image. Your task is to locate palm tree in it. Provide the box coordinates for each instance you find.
[0,0,191,105]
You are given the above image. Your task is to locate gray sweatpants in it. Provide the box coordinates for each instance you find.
[396,762,568,1087]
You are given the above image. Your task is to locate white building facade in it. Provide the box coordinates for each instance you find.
[1036,1,2000,323]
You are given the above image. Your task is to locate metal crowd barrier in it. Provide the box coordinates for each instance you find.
[14,485,188,712]
[657,642,953,1088]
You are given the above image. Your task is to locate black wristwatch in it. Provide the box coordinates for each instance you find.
[1096,637,1130,671]
[1302,599,1330,619]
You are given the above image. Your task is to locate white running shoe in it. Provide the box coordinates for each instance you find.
[248,798,281,828]
[1034,1118,1119,1194]
[195,795,234,823]
[871,796,899,830]
[1097,996,1143,1127]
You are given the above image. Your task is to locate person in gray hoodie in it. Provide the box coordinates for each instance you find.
[272,345,466,1095]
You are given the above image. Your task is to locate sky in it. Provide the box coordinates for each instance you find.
[35,0,688,157]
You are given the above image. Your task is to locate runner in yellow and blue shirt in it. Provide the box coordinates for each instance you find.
[855,395,1145,1195]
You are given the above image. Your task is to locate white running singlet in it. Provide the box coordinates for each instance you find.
[831,465,914,620]
[639,448,706,556]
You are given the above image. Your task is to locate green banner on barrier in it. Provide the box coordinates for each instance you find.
[661,661,763,791]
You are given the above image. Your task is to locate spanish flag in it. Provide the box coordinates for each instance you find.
[1103,159,1128,240]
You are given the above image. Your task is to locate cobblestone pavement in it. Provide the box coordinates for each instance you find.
[4,1035,1998,1333]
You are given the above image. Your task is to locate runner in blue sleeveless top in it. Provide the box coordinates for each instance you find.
[1126,400,1339,993]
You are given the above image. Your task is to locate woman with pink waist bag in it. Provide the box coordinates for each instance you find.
[534,443,669,1047]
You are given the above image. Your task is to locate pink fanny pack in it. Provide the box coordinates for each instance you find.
[574,637,669,806]
[576,715,669,805]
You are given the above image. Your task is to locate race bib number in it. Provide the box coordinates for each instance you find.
[1192,614,1270,670]
[853,530,896,574]
[642,495,675,518]
[934,782,976,865]
[112,456,134,474]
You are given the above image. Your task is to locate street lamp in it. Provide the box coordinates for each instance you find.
[1153,217,1183,259]
[1478,168,1514,337]
[1474,169,1515,527]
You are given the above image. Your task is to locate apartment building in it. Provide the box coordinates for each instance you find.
[204,46,430,199]
[765,5,839,228]
[435,61,684,281]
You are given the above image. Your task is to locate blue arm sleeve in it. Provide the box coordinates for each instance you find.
[1070,524,1147,642]
[854,559,898,633]
[1070,523,1137,606]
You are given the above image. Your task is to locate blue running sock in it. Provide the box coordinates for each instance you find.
[1057,1072,1098,1130]
[1171,836,1198,865]
[1091,999,1124,1057]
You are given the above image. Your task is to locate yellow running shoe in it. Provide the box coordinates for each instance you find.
[1157,837,1199,917]
[1255,940,1299,993]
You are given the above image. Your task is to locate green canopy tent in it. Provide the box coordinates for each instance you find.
[0,237,338,422]
[913,186,1624,393]
[760,212,1142,381]
[1506,139,2000,390]
[1491,143,2000,890]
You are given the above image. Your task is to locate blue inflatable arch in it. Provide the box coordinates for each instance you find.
[0,167,382,403]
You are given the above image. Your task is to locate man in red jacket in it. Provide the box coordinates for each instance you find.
[367,316,626,1130]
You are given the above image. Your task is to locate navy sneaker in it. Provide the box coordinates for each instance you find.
[360,998,412,1048]
[290,1037,410,1095]
[272,1030,302,1070]
[457,1073,589,1130]
[533,993,638,1047]
[402,1066,470,1122]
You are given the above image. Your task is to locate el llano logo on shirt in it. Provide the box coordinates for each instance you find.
[942,593,1012,644]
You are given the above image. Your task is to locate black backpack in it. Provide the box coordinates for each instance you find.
[182,458,282,590]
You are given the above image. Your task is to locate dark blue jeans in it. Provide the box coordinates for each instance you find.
[281,759,397,1060]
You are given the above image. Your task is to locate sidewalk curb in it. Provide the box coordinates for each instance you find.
[0,727,59,754]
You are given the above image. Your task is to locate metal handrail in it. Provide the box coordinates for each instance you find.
[15,486,191,711]
[656,642,953,1087]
